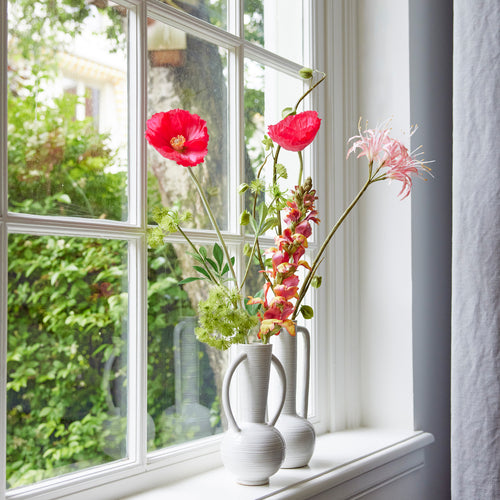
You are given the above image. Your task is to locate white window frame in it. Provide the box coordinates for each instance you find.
[0,1,351,498]
[2,0,439,497]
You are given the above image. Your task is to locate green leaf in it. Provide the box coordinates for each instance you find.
[213,243,223,268]
[262,217,279,233]
[206,257,219,274]
[199,246,207,259]
[193,265,212,280]
[275,163,288,179]
[186,251,205,264]
[178,277,203,285]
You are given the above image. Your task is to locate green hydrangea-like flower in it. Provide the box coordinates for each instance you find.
[195,286,259,350]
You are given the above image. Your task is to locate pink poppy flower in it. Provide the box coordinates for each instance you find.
[268,111,321,152]
[146,109,209,167]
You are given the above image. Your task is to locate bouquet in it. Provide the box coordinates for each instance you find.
[146,69,430,350]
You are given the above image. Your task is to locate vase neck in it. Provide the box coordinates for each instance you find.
[235,343,273,423]
[272,330,298,414]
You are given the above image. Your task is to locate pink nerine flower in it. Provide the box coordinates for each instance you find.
[347,122,431,199]
[346,124,391,164]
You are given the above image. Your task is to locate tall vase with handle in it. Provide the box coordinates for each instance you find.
[270,323,315,468]
[221,343,287,485]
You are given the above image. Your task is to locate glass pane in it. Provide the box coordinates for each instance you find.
[156,0,227,31]
[147,19,229,231]
[6,234,128,489]
[243,60,305,236]
[7,1,128,220]
[244,0,304,65]
[147,242,223,451]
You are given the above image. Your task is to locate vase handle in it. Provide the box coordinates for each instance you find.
[221,352,247,433]
[296,325,310,419]
[269,354,287,427]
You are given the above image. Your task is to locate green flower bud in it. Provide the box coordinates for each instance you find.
[311,275,322,288]
[299,67,314,79]
[300,305,314,319]
[243,243,252,256]
[240,210,250,226]
[281,107,295,119]
[238,183,249,193]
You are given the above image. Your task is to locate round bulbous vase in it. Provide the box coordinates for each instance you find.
[221,343,287,486]
[270,324,316,468]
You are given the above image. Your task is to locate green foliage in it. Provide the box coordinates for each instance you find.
[6,6,219,486]
[243,0,264,46]
[195,286,258,350]
[7,234,129,487]
[8,90,126,220]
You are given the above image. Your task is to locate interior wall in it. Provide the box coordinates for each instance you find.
[409,0,452,498]
[356,0,414,429]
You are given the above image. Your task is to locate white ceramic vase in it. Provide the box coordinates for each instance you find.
[221,343,286,485]
[270,324,315,468]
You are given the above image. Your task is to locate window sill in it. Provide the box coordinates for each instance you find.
[124,429,434,500]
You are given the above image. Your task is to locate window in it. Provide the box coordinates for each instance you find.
[1,1,329,497]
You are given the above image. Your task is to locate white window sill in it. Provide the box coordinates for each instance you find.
[124,428,434,500]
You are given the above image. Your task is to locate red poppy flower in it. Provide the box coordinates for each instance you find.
[267,110,321,152]
[146,109,209,167]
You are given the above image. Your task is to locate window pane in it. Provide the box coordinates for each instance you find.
[147,20,229,230]
[244,0,304,65]
[7,1,128,220]
[156,0,227,31]
[147,242,223,451]
[243,60,305,237]
[6,234,129,489]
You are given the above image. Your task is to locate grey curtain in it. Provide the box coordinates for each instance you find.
[451,0,500,498]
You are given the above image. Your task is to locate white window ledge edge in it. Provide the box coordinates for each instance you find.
[6,428,433,500]
[123,428,434,500]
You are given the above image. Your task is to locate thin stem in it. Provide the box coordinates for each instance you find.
[176,224,220,285]
[292,175,373,319]
[272,145,283,235]
[294,72,326,112]
[298,150,303,186]
[187,168,239,289]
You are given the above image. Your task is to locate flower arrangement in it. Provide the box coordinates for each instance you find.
[147,69,430,350]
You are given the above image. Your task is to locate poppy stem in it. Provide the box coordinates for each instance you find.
[298,150,303,186]
[187,168,240,290]
[294,71,326,112]
[273,145,283,235]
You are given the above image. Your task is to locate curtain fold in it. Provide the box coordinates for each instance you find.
[451,0,500,498]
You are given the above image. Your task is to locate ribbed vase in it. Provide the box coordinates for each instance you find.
[221,343,286,485]
[270,324,315,468]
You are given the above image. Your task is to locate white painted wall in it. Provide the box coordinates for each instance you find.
[356,0,414,429]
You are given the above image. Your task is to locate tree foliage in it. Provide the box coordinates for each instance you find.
[6,0,220,488]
